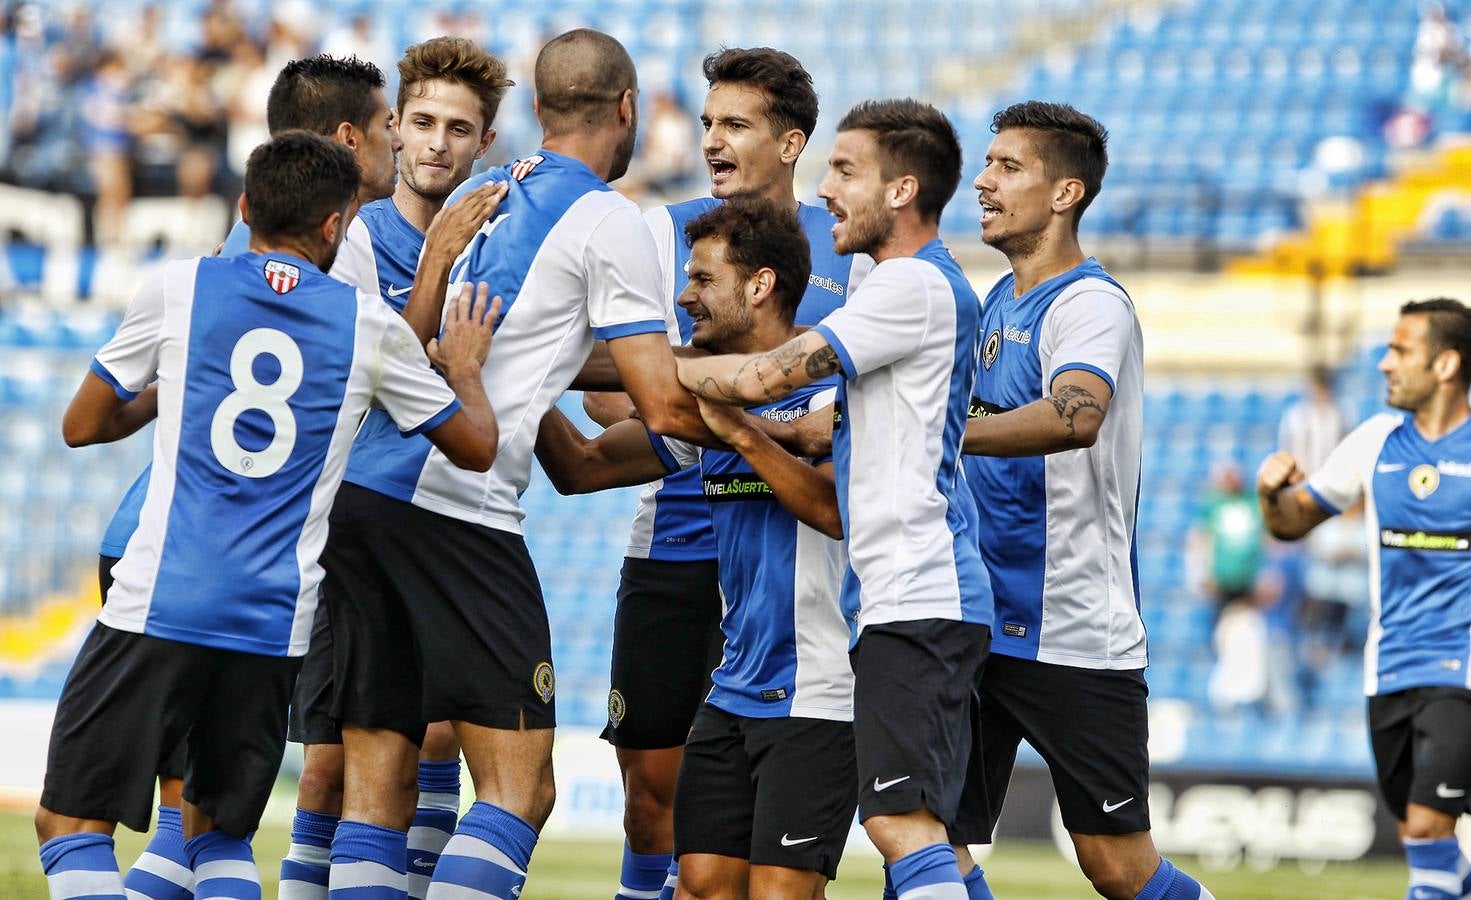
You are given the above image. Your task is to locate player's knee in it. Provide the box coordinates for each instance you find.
[1402,804,1458,840]
[296,756,346,815]
[675,864,733,900]
[34,806,57,844]
[1077,852,1148,900]
[420,721,460,762]
[624,777,675,844]
[525,767,556,831]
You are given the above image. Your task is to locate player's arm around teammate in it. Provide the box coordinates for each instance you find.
[61,384,157,447]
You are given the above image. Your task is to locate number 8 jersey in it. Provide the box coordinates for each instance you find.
[89,252,462,657]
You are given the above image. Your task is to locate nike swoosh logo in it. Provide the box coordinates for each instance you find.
[873,776,911,792]
[780,834,821,846]
[1377,463,1407,473]
[1102,797,1134,813]
[386,285,412,297]
[1437,783,1466,798]
[411,859,435,870]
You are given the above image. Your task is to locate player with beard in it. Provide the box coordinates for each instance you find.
[952,101,1211,900]
[584,47,870,900]
[323,29,719,898]
[676,99,995,900]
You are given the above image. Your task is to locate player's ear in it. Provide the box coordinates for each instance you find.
[889,174,919,211]
[748,267,776,305]
[321,208,345,248]
[618,89,636,127]
[477,126,496,160]
[238,192,250,227]
[335,120,358,150]
[780,128,807,166]
[1053,177,1085,217]
[1432,347,1463,385]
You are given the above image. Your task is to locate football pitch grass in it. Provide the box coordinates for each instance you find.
[0,804,1413,899]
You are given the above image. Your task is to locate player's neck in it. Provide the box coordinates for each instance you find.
[869,217,939,264]
[1007,230,1086,296]
[739,180,799,215]
[392,183,442,235]
[731,322,798,356]
[541,131,620,182]
[1413,389,1471,441]
[248,235,326,270]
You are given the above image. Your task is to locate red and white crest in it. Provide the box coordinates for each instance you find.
[263,260,301,294]
[510,155,546,182]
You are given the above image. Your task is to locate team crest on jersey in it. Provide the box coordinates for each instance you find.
[511,155,546,181]
[263,260,300,294]
[1410,464,1441,499]
[607,689,626,728]
[533,661,556,703]
[983,328,1002,369]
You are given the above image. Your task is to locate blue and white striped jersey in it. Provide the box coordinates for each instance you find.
[343,151,669,533]
[652,381,851,720]
[1306,413,1471,695]
[811,238,992,636]
[625,198,870,561]
[92,252,460,656]
[963,258,1146,670]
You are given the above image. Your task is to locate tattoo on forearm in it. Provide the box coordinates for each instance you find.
[697,375,743,403]
[1047,384,1104,438]
[804,345,841,380]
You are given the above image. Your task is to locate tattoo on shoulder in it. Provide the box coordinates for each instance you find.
[1047,383,1104,437]
[804,345,840,380]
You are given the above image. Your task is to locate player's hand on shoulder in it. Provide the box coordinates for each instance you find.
[424,180,509,262]
[695,395,753,443]
[429,283,500,375]
[1256,450,1304,496]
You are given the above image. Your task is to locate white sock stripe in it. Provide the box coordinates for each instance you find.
[662,873,678,888]
[328,859,407,891]
[286,842,332,867]
[424,883,504,900]
[618,886,662,899]
[417,792,461,812]
[1410,867,1464,894]
[129,850,194,886]
[897,884,969,900]
[407,871,433,900]
[126,890,150,900]
[408,826,454,848]
[440,834,526,877]
[49,868,126,897]
[278,878,331,899]
[195,859,260,884]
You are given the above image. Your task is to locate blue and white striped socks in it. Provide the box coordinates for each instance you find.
[961,862,996,900]
[329,820,408,899]
[614,843,672,900]
[427,801,536,898]
[890,843,967,900]
[1403,837,1470,900]
[656,858,678,900]
[185,830,261,900]
[407,760,461,898]
[124,805,193,899]
[280,808,339,899]
[39,832,125,899]
[1135,857,1214,900]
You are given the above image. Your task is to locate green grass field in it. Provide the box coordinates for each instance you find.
[0,806,1414,899]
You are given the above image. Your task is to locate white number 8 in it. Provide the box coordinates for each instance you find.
[210,328,304,478]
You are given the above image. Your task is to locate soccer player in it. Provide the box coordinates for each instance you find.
[324,29,714,899]
[1258,298,1471,900]
[535,198,853,900]
[676,99,995,900]
[589,47,868,900]
[953,101,1210,900]
[39,130,498,900]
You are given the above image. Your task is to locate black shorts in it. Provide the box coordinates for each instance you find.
[97,554,186,781]
[600,557,724,750]
[950,654,1152,842]
[327,483,554,743]
[674,705,856,879]
[850,619,990,826]
[287,596,339,745]
[42,623,299,837]
[1368,686,1471,820]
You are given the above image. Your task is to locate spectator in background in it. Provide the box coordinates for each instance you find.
[1278,365,1347,473]
[1299,503,1369,707]
[633,88,698,197]
[224,39,273,179]
[1189,460,1266,615]
[81,51,134,246]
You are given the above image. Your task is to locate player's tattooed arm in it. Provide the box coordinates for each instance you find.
[677,331,840,405]
[962,369,1113,457]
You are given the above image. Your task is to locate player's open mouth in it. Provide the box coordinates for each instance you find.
[708,159,736,178]
[980,201,1001,222]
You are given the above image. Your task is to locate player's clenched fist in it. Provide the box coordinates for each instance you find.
[430,282,501,373]
[1257,450,1304,496]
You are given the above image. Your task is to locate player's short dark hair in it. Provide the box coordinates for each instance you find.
[1401,297,1471,387]
[702,47,818,139]
[267,54,385,136]
[397,37,515,134]
[244,130,361,241]
[684,198,811,324]
[534,29,637,134]
[836,99,963,223]
[991,101,1109,230]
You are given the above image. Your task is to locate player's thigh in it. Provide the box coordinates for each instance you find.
[325,484,426,744]
[1406,687,1471,818]
[747,864,827,900]
[674,705,756,863]
[186,648,302,838]
[746,716,856,882]
[850,619,991,825]
[603,557,723,750]
[1368,690,1419,820]
[41,625,214,833]
[988,655,1152,836]
[675,853,748,900]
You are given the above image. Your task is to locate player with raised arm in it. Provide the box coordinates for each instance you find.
[324,29,715,899]
[536,199,853,900]
[677,99,995,900]
[1259,299,1471,900]
[590,47,869,900]
[38,131,498,900]
[952,101,1211,900]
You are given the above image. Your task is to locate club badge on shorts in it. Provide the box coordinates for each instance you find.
[1410,464,1440,499]
[263,259,300,294]
[533,661,556,704]
[607,689,626,728]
